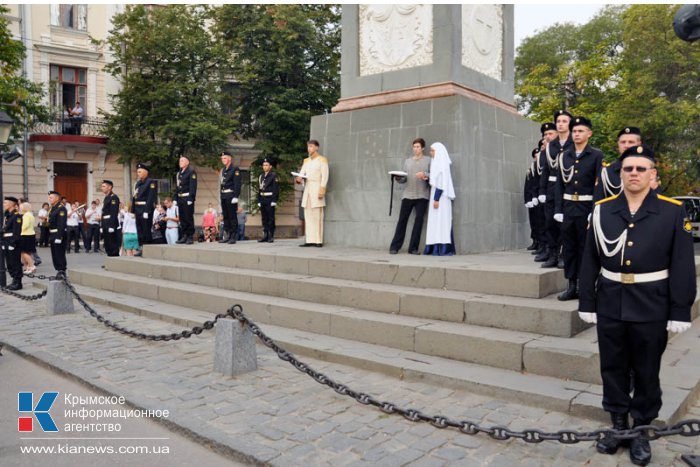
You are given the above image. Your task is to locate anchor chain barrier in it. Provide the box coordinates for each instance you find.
[4,274,700,445]
[229,306,700,445]
[0,272,58,301]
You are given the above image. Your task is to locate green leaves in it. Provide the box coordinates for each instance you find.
[516,5,699,195]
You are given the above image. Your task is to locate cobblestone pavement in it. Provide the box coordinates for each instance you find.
[1,293,699,466]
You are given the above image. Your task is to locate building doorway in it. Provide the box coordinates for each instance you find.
[53,162,88,205]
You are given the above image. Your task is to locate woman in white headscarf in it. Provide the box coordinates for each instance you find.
[424,142,456,256]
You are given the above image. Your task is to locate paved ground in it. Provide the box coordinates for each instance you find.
[1,260,700,466]
[0,348,244,466]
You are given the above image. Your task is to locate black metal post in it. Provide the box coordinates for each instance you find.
[0,154,6,288]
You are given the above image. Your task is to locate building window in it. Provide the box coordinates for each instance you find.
[50,65,87,115]
[51,5,88,31]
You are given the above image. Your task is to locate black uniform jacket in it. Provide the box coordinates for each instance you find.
[177,167,197,201]
[132,178,157,214]
[579,191,697,322]
[593,159,622,202]
[539,137,573,198]
[101,193,120,230]
[258,171,279,204]
[2,210,22,247]
[220,165,242,200]
[48,203,67,242]
[524,162,539,203]
[554,143,604,217]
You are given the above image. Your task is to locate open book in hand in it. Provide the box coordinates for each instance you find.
[291,172,307,179]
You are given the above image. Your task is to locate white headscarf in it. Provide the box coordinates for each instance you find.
[429,142,456,200]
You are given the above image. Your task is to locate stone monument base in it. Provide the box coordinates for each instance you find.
[310,94,539,254]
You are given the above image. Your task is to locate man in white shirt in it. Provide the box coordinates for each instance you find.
[84,201,101,253]
[66,201,82,253]
[162,198,180,245]
[71,101,84,135]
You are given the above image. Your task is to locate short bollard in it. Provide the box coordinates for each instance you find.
[46,280,75,315]
[214,317,257,376]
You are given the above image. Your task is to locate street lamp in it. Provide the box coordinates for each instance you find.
[0,110,15,288]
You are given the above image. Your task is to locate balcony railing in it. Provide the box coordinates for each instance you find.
[31,112,108,138]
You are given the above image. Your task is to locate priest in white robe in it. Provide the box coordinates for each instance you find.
[424,142,456,256]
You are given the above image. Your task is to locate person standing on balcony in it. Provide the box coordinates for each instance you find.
[70,101,83,135]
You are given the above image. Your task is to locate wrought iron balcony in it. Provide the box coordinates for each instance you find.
[31,112,108,138]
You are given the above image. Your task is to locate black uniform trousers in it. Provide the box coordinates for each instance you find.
[51,237,67,272]
[135,210,152,246]
[179,199,195,237]
[66,226,81,252]
[86,224,100,252]
[543,200,561,255]
[221,198,238,239]
[3,245,22,280]
[260,201,276,237]
[528,205,545,242]
[390,198,429,253]
[39,226,49,247]
[597,315,667,421]
[561,214,588,280]
[103,228,120,257]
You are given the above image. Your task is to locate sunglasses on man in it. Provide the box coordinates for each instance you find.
[621,166,653,173]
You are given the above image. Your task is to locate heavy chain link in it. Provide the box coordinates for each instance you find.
[0,272,59,300]
[58,274,234,341]
[230,306,700,445]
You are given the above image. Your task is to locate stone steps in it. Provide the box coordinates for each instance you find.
[143,243,568,299]
[35,280,696,425]
[103,256,586,338]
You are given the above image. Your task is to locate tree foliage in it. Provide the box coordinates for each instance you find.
[213,4,340,199]
[0,5,48,143]
[516,5,699,195]
[102,5,236,177]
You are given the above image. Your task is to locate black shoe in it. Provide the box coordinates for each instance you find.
[299,243,312,247]
[526,241,537,251]
[267,237,274,243]
[258,233,268,243]
[629,419,652,465]
[6,281,22,291]
[176,236,186,244]
[541,256,558,268]
[596,412,629,455]
[557,257,565,269]
[557,279,578,301]
[314,243,323,248]
[408,250,420,255]
[534,251,549,262]
[390,249,398,255]
[227,237,237,244]
[185,235,193,245]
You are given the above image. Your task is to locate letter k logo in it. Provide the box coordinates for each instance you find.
[18,392,59,432]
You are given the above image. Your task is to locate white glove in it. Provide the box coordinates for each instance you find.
[257,203,261,207]
[100,228,103,234]
[108,228,115,233]
[271,202,276,207]
[8,246,15,251]
[54,239,62,244]
[143,213,148,219]
[667,321,691,333]
[532,197,539,206]
[587,213,591,223]
[525,202,533,208]
[538,195,546,203]
[578,312,597,324]
[187,201,193,206]
[554,213,564,223]
[231,198,238,204]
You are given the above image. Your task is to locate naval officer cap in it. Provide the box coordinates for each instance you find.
[221,151,232,157]
[102,180,114,187]
[540,122,556,134]
[4,196,19,204]
[532,148,540,157]
[554,109,573,121]
[620,145,655,162]
[136,163,150,172]
[48,190,61,197]
[617,126,641,139]
[261,158,273,165]
[569,116,592,131]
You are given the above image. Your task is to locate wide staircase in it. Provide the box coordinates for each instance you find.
[61,240,700,423]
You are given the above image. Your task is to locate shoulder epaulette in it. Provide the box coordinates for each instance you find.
[657,194,682,206]
[602,161,610,168]
[595,194,619,205]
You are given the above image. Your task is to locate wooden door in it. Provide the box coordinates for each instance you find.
[53,162,87,205]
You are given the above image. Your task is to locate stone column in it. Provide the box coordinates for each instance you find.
[310,5,539,254]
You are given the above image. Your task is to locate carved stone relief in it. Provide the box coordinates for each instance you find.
[359,4,433,76]
[461,5,503,81]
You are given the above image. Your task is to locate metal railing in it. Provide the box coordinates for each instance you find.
[31,112,108,138]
